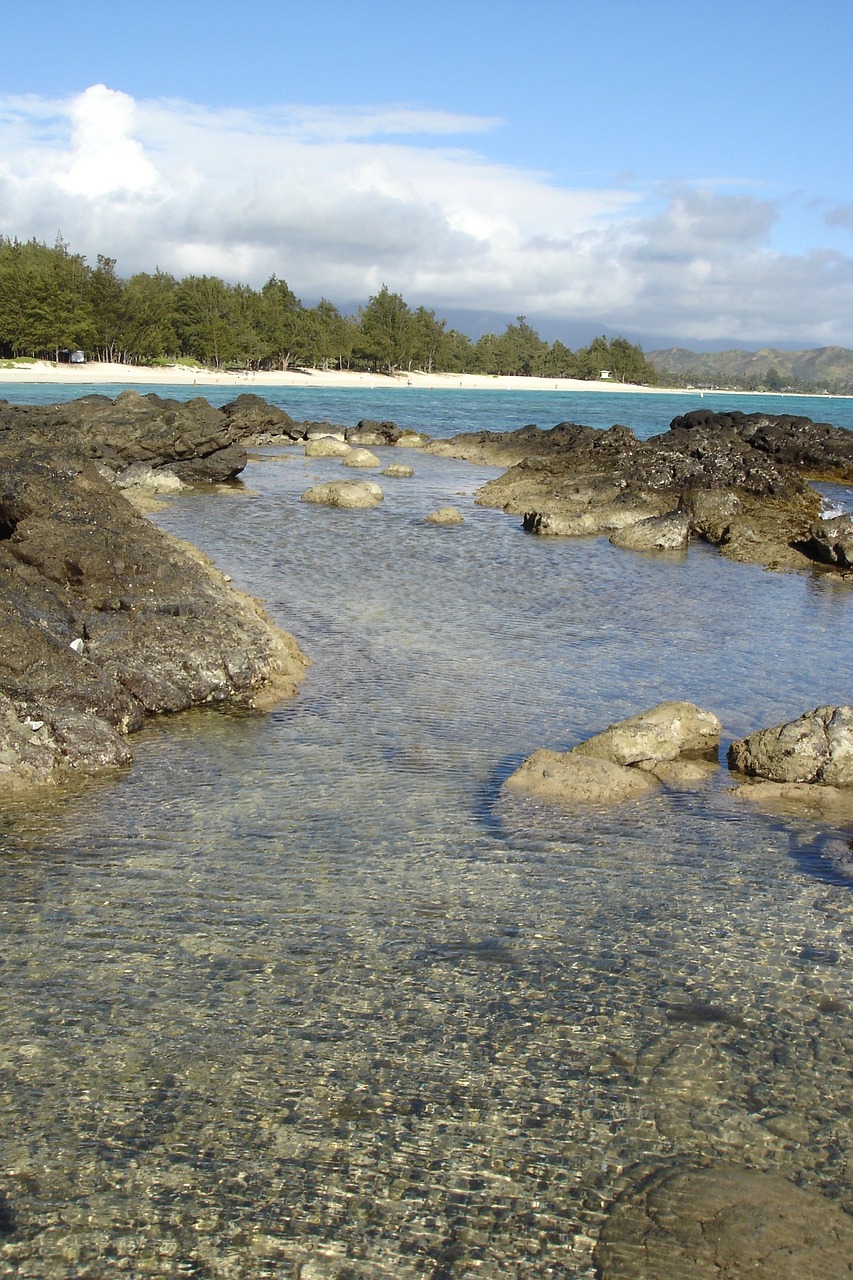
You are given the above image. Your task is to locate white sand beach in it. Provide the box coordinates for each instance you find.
[0,360,669,393]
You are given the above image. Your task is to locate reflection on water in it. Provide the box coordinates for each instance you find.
[1,446,852,1277]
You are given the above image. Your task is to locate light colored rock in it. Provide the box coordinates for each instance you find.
[647,757,719,786]
[342,447,382,468]
[609,512,691,552]
[504,749,660,806]
[728,705,853,787]
[395,431,425,448]
[300,480,383,509]
[426,506,464,525]
[574,701,722,767]
[526,504,664,537]
[115,463,184,493]
[504,702,720,807]
[594,1163,853,1280]
[730,779,853,820]
[304,436,351,458]
[382,463,414,478]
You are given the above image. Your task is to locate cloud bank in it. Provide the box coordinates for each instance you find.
[1,84,851,347]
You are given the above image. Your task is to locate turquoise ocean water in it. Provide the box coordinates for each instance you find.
[2,380,853,441]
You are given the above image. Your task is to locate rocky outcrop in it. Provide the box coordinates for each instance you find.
[0,389,249,483]
[609,511,691,552]
[594,1163,853,1280]
[728,706,853,786]
[219,392,303,442]
[0,438,308,787]
[348,419,405,446]
[300,479,384,508]
[432,410,853,573]
[504,702,721,806]
[794,513,853,568]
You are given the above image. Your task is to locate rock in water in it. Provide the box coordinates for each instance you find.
[300,480,384,509]
[426,507,464,525]
[504,701,721,807]
[342,448,382,468]
[594,1163,853,1280]
[728,705,853,787]
[0,441,308,787]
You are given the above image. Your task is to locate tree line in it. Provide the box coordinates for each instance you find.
[0,235,660,383]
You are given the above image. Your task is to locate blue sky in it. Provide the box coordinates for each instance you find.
[2,0,852,348]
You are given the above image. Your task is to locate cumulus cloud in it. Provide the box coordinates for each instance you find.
[0,84,850,345]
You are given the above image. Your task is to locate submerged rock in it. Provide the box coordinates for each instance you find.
[594,1163,853,1280]
[505,701,721,806]
[382,463,414,478]
[505,749,660,805]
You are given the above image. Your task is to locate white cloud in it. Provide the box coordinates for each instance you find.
[59,84,163,197]
[0,85,850,346]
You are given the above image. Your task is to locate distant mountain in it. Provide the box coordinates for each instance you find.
[647,346,853,393]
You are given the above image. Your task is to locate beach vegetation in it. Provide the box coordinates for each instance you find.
[0,232,664,384]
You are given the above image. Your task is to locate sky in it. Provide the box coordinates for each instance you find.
[2,0,853,350]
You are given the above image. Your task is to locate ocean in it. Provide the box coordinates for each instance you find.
[3,379,853,441]
[1,385,852,1277]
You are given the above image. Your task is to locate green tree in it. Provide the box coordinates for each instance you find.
[409,306,445,373]
[357,285,413,374]
[174,275,246,368]
[259,275,304,369]
[89,255,129,362]
[122,271,179,363]
[438,328,476,373]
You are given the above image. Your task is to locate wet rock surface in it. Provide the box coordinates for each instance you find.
[430,410,853,572]
[594,1162,853,1280]
[0,427,307,787]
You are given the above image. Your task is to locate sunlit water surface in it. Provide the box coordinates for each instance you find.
[1,437,853,1278]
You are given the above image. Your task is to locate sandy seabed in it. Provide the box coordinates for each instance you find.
[0,360,672,394]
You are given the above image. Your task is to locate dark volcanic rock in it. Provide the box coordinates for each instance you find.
[0,389,248,482]
[432,409,853,572]
[220,393,303,442]
[0,436,307,787]
[348,419,403,445]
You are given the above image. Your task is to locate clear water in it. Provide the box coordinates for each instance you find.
[1,431,853,1277]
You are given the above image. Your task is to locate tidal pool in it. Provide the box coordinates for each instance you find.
[1,445,852,1278]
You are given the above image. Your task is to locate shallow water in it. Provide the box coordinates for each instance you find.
[1,444,853,1278]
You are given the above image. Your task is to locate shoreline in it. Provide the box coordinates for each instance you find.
[0,360,777,395]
